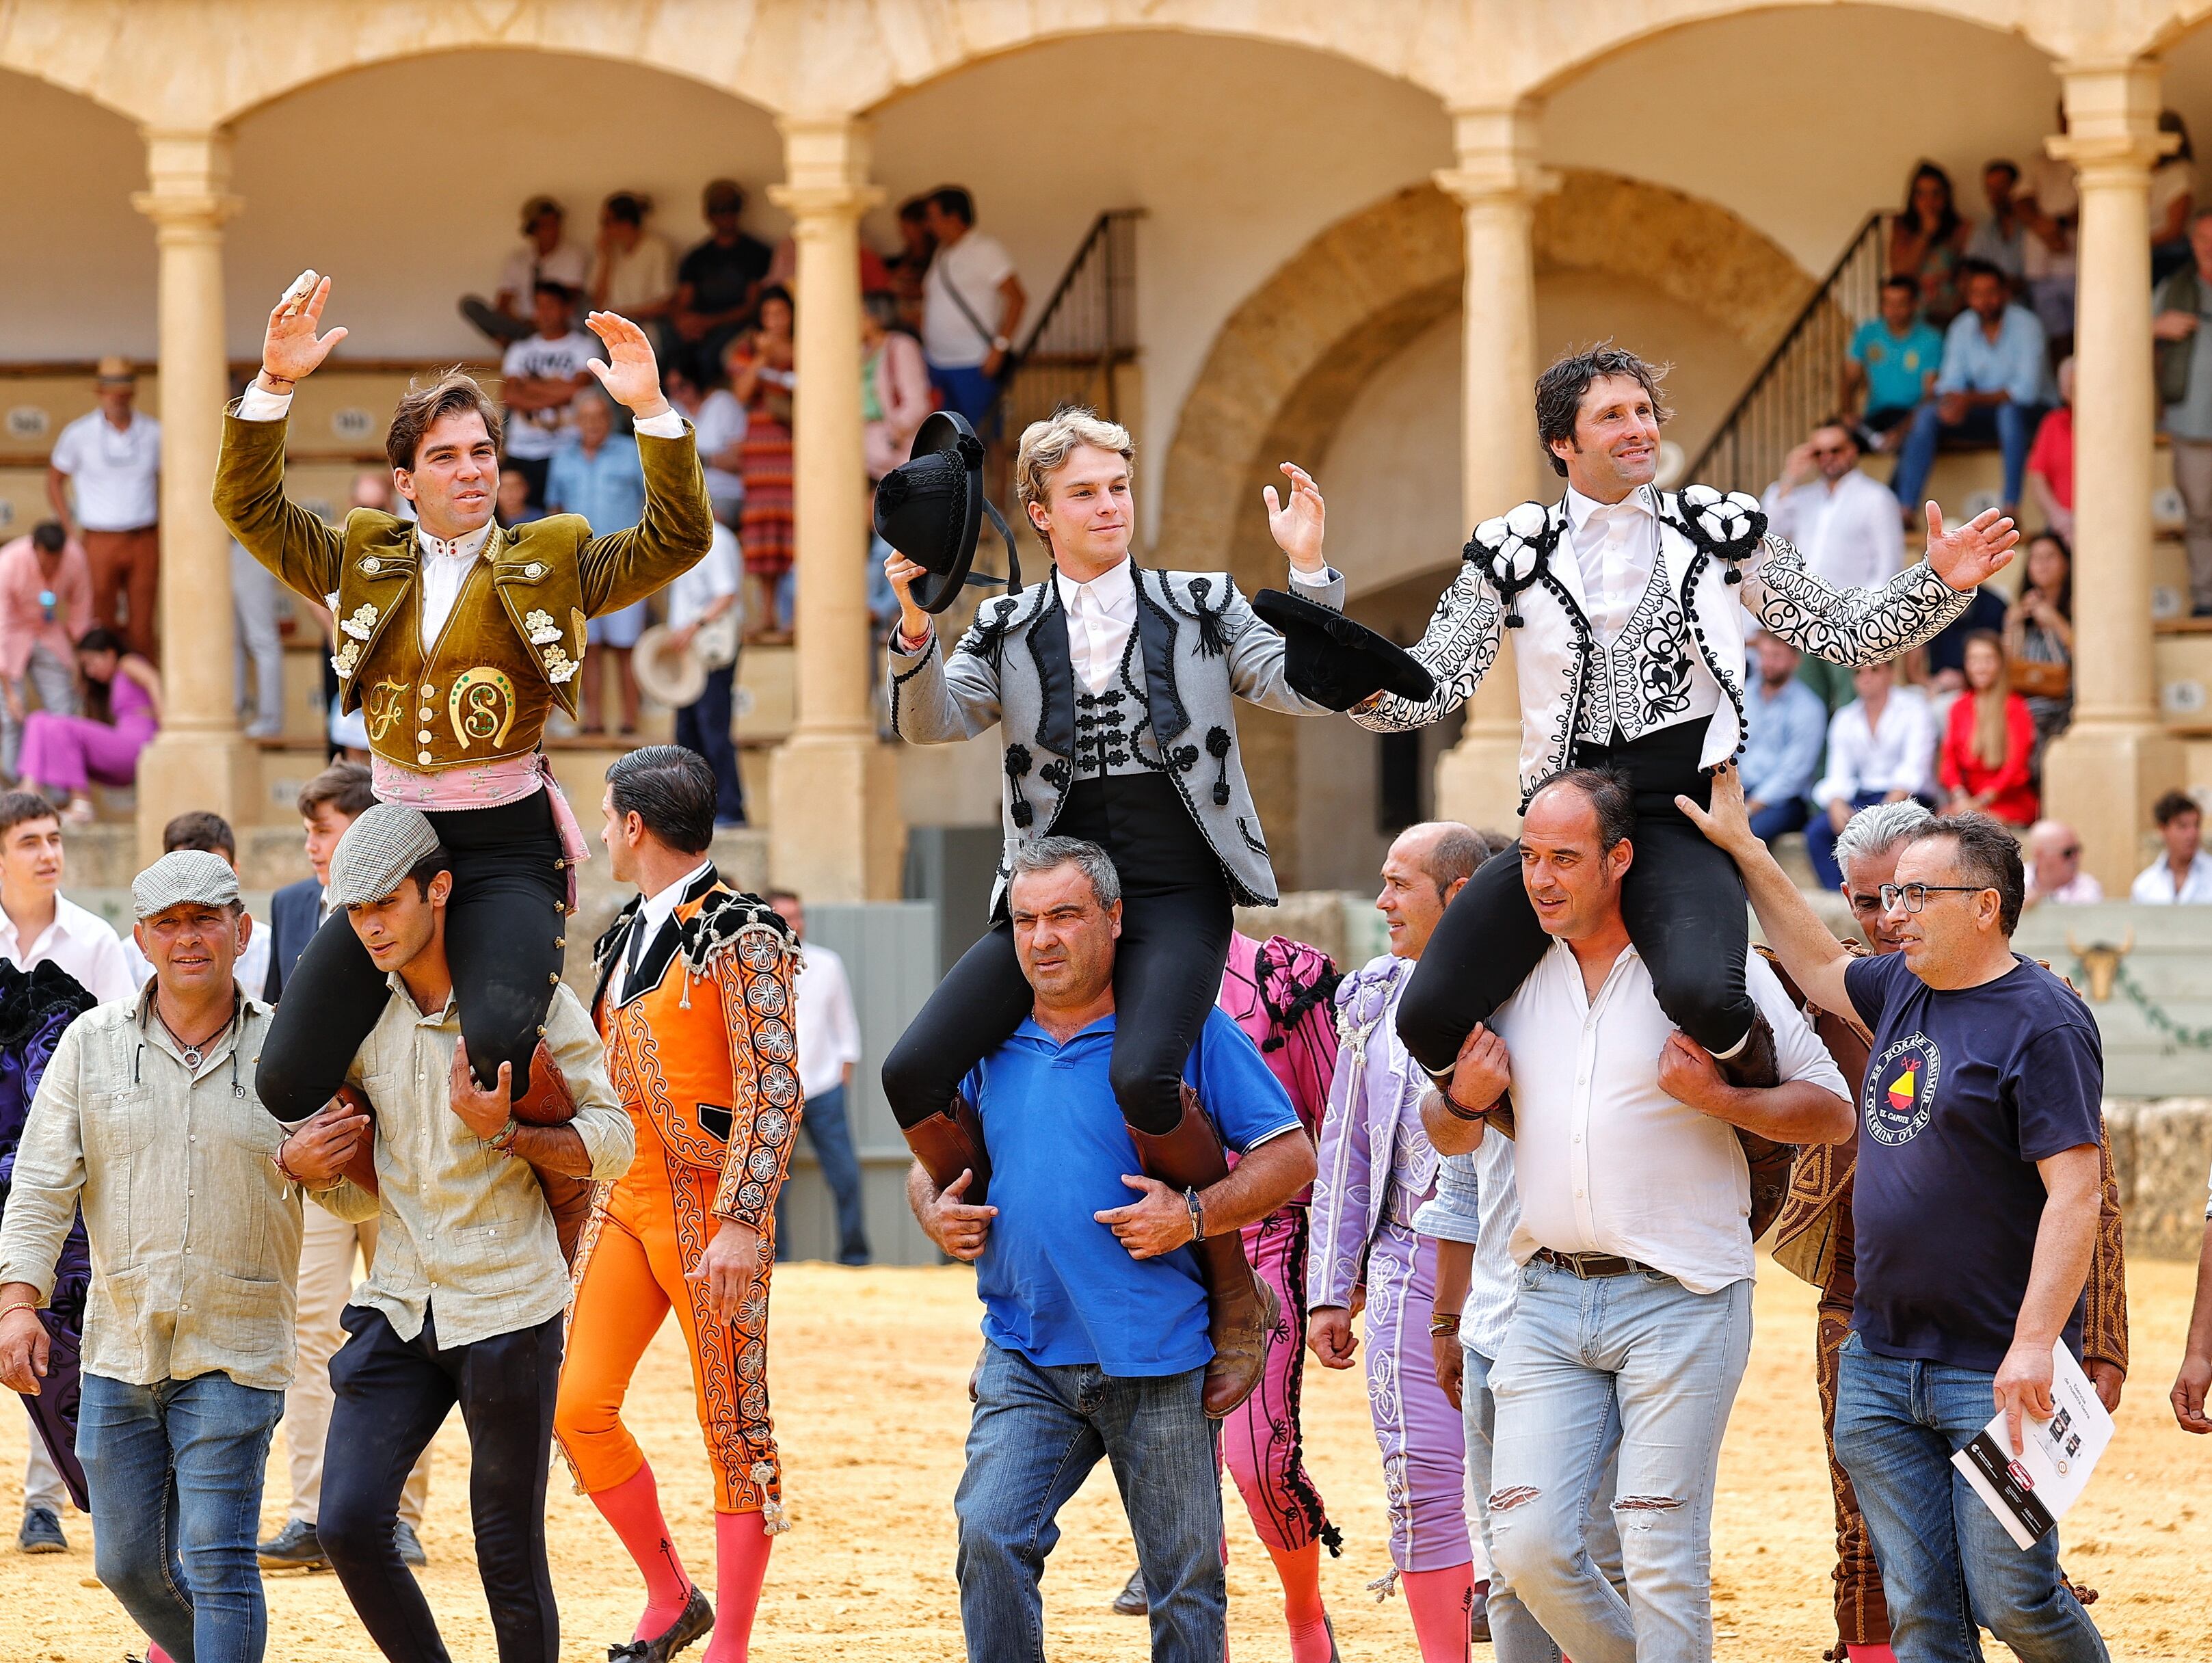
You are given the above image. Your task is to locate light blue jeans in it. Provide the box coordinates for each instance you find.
[1833,1331,2109,1663]
[77,1370,285,1663]
[1464,1340,1626,1663]
[1487,1260,1753,1663]
[954,1343,1223,1663]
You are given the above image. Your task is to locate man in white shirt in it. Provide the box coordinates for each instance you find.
[922,187,1028,427]
[2132,789,2212,903]
[2024,819,2105,907]
[663,366,748,529]
[1807,661,1937,890]
[1761,421,1906,594]
[1433,768,1851,1663]
[769,888,868,1264]
[498,281,600,505]
[667,520,747,826]
[46,357,162,661]
[461,194,590,346]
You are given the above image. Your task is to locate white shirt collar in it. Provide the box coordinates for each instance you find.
[1563,485,1653,536]
[637,858,716,937]
[1054,556,1137,617]
[416,519,496,563]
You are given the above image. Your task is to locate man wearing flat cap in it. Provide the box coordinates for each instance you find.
[0,849,365,1663]
[299,803,634,1663]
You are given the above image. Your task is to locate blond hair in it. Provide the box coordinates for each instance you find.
[1015,407,1133,548]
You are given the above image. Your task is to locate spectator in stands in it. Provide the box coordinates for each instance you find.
[1964,159,2029,286]
[663,365,748,531]
[1891,260,2049,524]
[729,289,797,640]
[671,178,773,384]
[589,191,675,324]
[462,194,590,346]
[16,627,159,825]
[499,280,600,505]
[767,220,891,296]
[1843,276,1945,448]
[863,290,931,481]
[2006,529,2074,757]
[769,888,870,1266]
[665,519,746,827]
[496,466,541,529]
[922,186,1027,427]
[2023,819,2102,907]
[0,522,90,783]
[2024,357,2075,542]
[1761,418,1904,590]
[1889,161,1972,328]
[2154,210,2212,617]
[2132,789,2212,903]
[1740,630,1826,845]
[1938,632,2038,829]
[1807,660,1937,890]
[1923,579,2011,693]
[888,196,936,334]
[2019,105,2080,348]
[267,760,374,1001]
[547,391,648,735]
[133,812,273,1000]
[2153,112,2198,287]
[231,534,282,740]
[47,358,161,663]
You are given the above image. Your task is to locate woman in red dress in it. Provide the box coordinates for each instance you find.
[726,285,796,642]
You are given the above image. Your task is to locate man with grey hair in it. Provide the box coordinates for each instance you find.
[0,849,363,1662]
[908,835,1316,1663]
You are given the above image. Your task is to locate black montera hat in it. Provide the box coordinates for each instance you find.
[1250,588,1436,713]
[871,410,1020,613]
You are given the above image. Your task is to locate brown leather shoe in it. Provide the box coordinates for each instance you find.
[1715,1013,1794,1240]
[905,1095,991,1208]
[1126,1085,1277,1418]
[510,1038,578,1126]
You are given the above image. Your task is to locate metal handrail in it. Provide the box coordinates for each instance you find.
[981,209,1143,441]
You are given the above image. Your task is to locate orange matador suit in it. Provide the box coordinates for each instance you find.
[556,870,804,1524]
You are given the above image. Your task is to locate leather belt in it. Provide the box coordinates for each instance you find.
[1534,1247,1648,1279]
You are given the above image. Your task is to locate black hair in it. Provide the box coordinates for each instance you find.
[604,192,647,227]
[1958,257,2008,291]
[755,284,794,320]
[1902,160,1963,243]
[1534,344,1672,478]
[75,626,125,724]
[29,520,65,555]
[1880,273,1921,298]
[1908,813,2025,936]
[2153,788,2201,827]
[0,790,59,839]
[533,278,576,304]
[929,186,976,226]
[406,844,453,899]
[1527,765,1636,853]
[607,745,718,856]
[1984,158,2021,185]
[2023,528,2073,620]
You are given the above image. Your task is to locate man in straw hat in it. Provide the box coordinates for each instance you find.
[298,803,633,1663]
[0,848,359,1662]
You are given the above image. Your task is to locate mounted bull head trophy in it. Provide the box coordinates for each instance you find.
[2066,929,2134,1004]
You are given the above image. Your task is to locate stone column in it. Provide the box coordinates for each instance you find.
[2041,61,2184,894]
[1431,105,1554,835]
[131,129,253,864]
[766,116,899,901]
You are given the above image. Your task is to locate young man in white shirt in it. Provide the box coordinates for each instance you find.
[666,520,747,826]
[1807,660,1938,890]
[498,281,600,505]
[2131,789,2212,903]
[46,358,163,661]
[769,888,868,1264]
[921,187,1028,427]
[1433,768,1851,1663]
[1761,421,1906,594]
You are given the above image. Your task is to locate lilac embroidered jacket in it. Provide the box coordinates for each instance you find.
[1306,953,1437,1311]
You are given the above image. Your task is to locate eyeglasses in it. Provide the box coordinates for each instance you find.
[1878,882,1990,913]
[1809,445,1849,458]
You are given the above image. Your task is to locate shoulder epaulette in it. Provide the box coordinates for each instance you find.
[678,887,804,979]
[1665,484,1767,582]
[1465,502,1560,628]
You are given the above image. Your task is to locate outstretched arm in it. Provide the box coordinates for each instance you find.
[1350,563,1502,733]
[574,312,713,614]
[1744,505,2017,667]
[215,272,349,602]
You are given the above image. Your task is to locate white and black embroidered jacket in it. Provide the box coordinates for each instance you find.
[1352,486,1972,807]
[886,564,1344,912]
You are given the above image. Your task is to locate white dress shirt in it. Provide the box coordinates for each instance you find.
[1563,485,1661,643]
[2131,849,2212,904]
[619,857,716,1001]
[1813,687,1936,807]
[1491,941,1846,1293]
[0,891,137,1002]
[667,522,742,632]
[1052,555,1338,697]
[1458,1126,1523,1359]
[795,940,863,1100]
[1759,470,1907,594]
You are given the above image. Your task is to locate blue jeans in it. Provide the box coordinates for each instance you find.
[1891,400,2041,511]
[955,1343,1223,1663]
[1748,796,1811,845]
[675,663,747,825]
[929,362,1002,432]
[1488,1260,1753,1663]
[775,1082,870,1264]
[1833,1333,2109,1663]
[77,1370,284,1663]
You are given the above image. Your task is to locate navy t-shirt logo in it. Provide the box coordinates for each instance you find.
[1865,1033,1940,1145]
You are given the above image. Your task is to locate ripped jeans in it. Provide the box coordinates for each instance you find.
[1487,1258,1753,1663]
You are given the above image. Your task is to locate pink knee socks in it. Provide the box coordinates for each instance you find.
[1262,1539,1334,1663]
[702,1510,775,1663]
[1845,1647,1899,1663]
[587,1462,693,1641]
[1400,1562,1475,1663]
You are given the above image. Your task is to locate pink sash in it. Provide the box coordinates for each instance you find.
[372,751,590,912]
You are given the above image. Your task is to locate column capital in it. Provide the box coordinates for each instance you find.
[133,127,240,230]
[1436,103,1557,207]
[771,113,881,219]
[2051,58,2174,181]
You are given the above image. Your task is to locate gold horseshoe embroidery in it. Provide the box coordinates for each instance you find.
[449,666,518,751]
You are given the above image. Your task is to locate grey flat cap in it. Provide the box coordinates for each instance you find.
[327,803,444,908]
[132,849,240,919]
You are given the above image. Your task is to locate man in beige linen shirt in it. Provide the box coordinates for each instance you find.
[291,802,632,1663]
[0,849,362,1663]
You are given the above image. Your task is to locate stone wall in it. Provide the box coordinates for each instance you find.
[2108,1099,2212,1262]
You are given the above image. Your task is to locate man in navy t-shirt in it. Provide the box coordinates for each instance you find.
[1685,781,2109,1663]
[907,836,1314,1663]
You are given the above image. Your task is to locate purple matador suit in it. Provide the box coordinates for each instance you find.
[1309,954,1472,1584]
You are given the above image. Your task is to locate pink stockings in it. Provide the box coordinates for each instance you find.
[1401,1562,1476,1662]
[585,1460,775,1660]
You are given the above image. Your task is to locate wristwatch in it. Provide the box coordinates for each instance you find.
[991,334,1011,353]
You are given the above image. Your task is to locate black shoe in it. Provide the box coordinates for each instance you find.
[1110,1565,1147,1616]
[395,1520,427,1568]
[18,1506,66,1554]
[256,1517,330,1571]
[609,1585,715,1662]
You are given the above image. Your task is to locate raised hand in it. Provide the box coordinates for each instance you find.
[584,310,671,419]
[260,271,349,386]
[1923,502,2020,592]
[1263,462,1327,574]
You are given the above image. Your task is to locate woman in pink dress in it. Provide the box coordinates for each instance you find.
[18,626,161,823]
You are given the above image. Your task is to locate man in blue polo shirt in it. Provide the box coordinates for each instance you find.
[1688,777,2109,1663]
[909,835,1315,1663]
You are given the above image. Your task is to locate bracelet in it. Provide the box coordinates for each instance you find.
[488,1117,522,1154]
[257,370,295,391]
[1427,1075,1487,1123]
[0,1302,41,1325]
[271,1139,304,1184]
[1428,1313,1462,1336]
[1184,1186,1206,1245]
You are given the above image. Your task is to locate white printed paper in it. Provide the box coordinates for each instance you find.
[1951,1340,2113,1552]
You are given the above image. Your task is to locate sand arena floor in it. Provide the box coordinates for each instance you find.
[1,1258,2207,1661]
